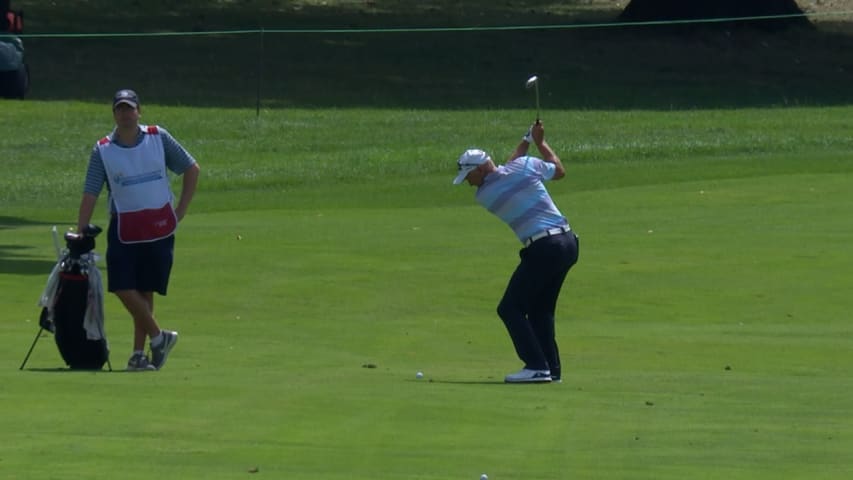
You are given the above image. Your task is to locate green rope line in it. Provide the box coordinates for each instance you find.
[5,10,853,39]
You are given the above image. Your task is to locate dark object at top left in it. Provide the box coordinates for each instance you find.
[0,0,29,99]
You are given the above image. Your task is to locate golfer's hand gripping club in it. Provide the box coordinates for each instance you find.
[529,121,545,146]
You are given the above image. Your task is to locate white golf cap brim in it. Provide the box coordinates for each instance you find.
[453,166,477,185]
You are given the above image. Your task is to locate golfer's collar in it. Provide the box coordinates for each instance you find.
[480,168,501,186]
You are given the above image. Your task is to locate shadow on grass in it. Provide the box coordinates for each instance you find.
[424,379,551,386]
[17,328,114,372]
[0,256,58,276]
[0,217,63,276]
[0,216,59,229]
[21,368,121,373]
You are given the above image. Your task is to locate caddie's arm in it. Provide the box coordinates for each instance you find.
[174,163,200,222]
[77,148,106,232]
[531,121,565,180]
[77,193,98,233]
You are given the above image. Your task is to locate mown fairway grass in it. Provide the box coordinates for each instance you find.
[1,100,852,479]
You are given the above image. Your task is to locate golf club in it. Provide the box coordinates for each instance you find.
[51,225,61,260]
[525,75,540,122]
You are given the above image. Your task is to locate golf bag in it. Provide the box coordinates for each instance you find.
[21,225,111,370]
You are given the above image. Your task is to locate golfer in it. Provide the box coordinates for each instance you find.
[76,89,200,371]
[453,121,579,383]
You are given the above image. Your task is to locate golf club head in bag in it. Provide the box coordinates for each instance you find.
[64,224,102,259]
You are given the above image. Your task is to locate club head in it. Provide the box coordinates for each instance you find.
[525,75,541,122]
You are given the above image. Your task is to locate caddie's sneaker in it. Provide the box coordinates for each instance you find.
[127,352,156,371]
[504,368,552,383]
[151,330,178,370]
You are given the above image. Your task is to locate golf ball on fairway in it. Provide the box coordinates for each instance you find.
[416,371,424,379]
[481,475,488,480]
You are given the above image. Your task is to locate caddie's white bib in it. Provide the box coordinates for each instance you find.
[98,125,177,243]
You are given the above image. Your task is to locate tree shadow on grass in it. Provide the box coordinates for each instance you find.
[0,255,58,276]
[0,216,58,229]
[0,216,65,276]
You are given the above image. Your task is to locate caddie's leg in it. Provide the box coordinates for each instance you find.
[129,291,158,351]
[115,290,161,347]
[133,323,146,352]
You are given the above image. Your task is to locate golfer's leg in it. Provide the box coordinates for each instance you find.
[529,234,579,377]
[532,315,559,378]
[497,261,548,370]
[529,277,564,377]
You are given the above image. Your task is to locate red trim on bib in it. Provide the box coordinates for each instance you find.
[147,125,160,135]
[117,203,177,243]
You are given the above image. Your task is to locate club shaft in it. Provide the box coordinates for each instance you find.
[535,85,540,121]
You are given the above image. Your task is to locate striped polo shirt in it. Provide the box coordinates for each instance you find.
[475,155,569,244]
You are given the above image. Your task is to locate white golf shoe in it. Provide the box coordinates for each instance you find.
[504,368,552,383]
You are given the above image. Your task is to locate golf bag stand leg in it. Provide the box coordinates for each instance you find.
[20,327,45,370]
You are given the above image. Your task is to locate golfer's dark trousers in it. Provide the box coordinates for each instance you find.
[497,231,579,376]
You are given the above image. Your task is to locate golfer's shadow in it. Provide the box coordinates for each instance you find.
[414,378,505,385]
[417,377,557,385]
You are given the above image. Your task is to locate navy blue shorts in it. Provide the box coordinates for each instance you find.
[106,219,175,295]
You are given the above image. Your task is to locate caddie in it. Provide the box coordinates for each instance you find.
[76,88,200,371]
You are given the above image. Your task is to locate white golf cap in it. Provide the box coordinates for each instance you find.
[453,149,490,185]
